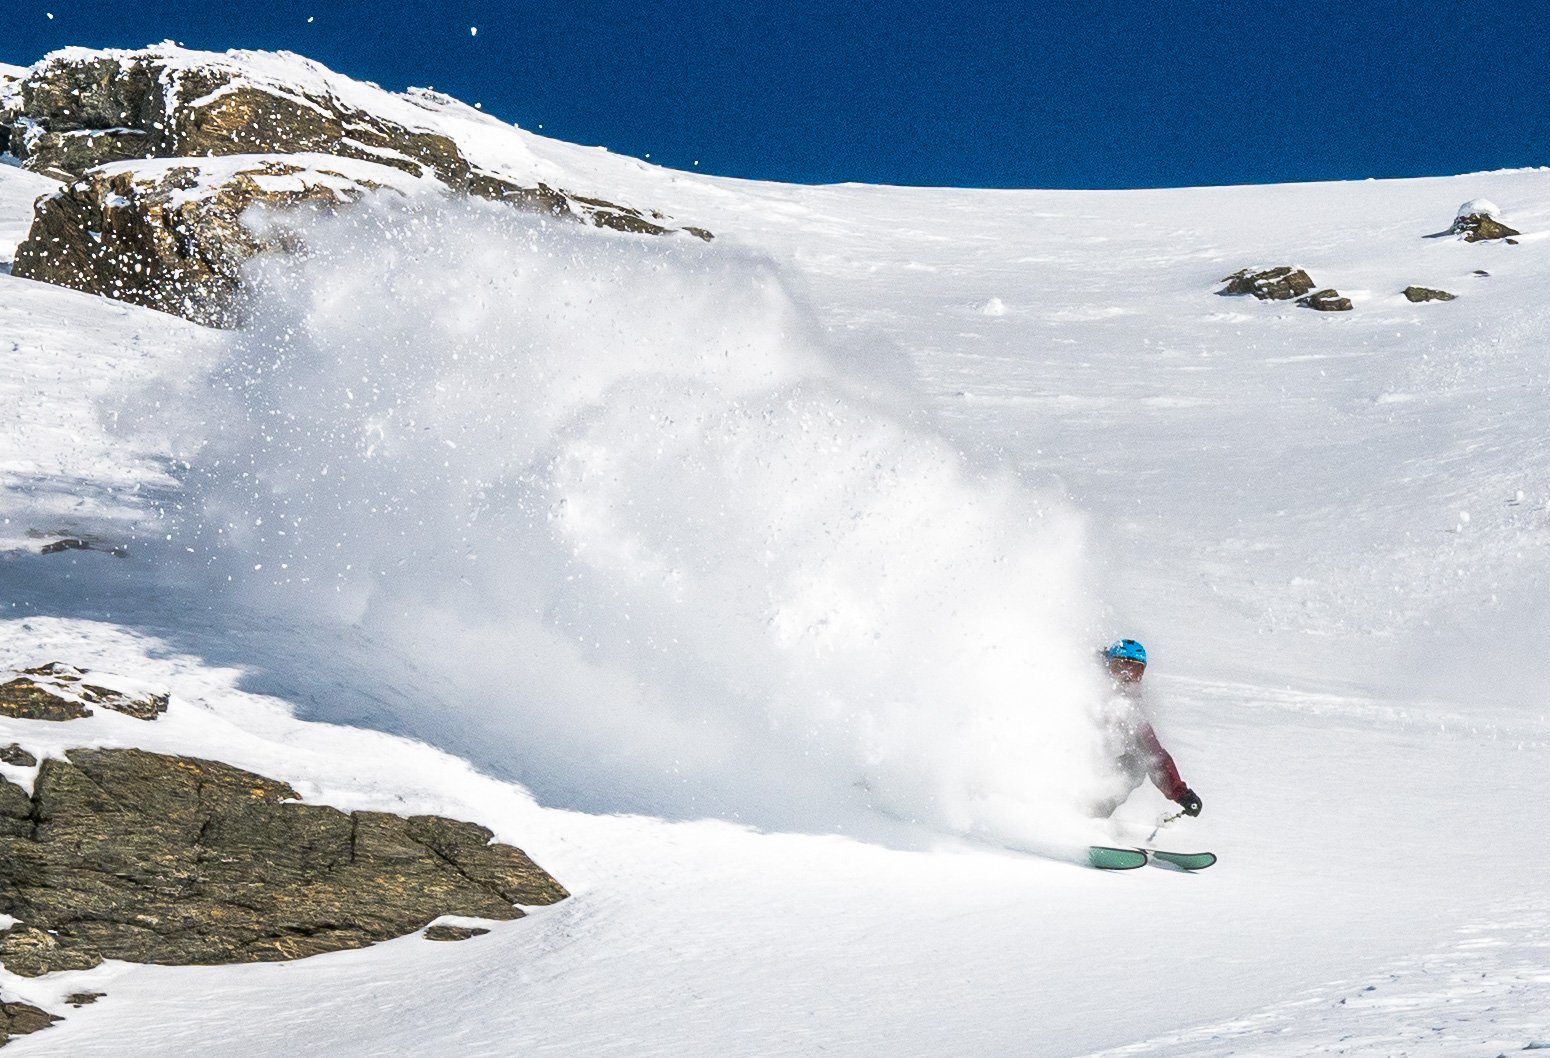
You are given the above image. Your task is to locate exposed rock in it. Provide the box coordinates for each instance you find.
[12,154,416,326]
[0,748,567,973]
[0,745,37,767]
[1445,199,1520,242]
[1297,289,1353,312]
[1219,267,1315,301]
[3,47,704,239]
[1404,286,1456,303]
[0,675,91,722]
[424,924,491,942]
[0,663,167,721]
[0,926,104,977]
[64,992,104,1008]
[38,536,126,558]
[1474,270,1490,277]
[0,999,61,1045]
[1453,213,1520,242]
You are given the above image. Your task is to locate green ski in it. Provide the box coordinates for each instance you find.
[1147,849,1216,871]
[1088,846,1148,870]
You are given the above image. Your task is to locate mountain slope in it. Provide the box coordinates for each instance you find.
[2,46,1549,1058]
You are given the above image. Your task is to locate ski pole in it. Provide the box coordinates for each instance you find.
[1146,809,1185,844]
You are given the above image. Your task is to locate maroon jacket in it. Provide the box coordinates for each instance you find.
[1135,721,1188,802]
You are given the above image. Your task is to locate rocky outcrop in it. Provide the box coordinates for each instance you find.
[1219,266,1315,301]
[1443,199,1520,242]
[1297,288,1352,312]
[0,747,567,973]
[424,924,491,942]
[0,745,37,767]
[0,674,90,721]
[0,662,168,721]
[1404,286,1456,303]
[0,999,60,1046]
[12,154,420,326]
[2,47,702,239]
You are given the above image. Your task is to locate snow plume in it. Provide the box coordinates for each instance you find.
[152,195,1123,842]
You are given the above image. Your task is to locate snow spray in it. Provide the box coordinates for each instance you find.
[146,194,1130,839]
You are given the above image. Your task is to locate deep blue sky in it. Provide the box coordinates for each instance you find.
[6,0,1548,189]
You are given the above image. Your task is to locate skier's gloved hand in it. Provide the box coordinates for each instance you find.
[1176,789,1203,817]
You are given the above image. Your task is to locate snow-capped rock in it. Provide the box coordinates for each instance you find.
[11,153,431,325]
[1455,197,1501,220]
[0,661,169,721]
[1448,197,1520,241]
[1296,287,1353,311]
[0,44,706,250]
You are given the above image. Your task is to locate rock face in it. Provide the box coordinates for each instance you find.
[1448,199,1520,242]
[2,47,698,237]
[1219,267,1315,301]
[12,154,420,326]
[3,46,712,322]
[0,747,567,973]
[1404,286,1456,303]
[0,662,168,722]
[1297,288,1353,312]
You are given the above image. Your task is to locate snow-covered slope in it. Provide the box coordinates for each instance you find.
[2,46,1549,1057]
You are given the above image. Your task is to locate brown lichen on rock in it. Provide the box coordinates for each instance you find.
[0,926,105,977]
[1297,289,1353,312]
[1403,286,1456,303]
[0,676,92,722]
[1219,267,1316,301]
[0,748,567,973]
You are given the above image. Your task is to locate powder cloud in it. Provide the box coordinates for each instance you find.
[149,195,1130,843]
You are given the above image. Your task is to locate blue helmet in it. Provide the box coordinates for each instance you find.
[1104,639,1147,664]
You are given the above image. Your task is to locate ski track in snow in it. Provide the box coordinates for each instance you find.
[4,55,1550,1055]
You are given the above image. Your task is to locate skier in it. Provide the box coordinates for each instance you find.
[1094,639,1202,820]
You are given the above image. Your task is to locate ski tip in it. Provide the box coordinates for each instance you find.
[1087,846,1148,871]
[1147,850,1217,871]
